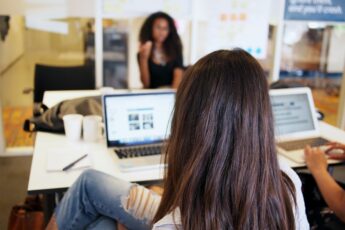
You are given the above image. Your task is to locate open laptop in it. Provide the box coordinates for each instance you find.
[270,87,331,163]
[103,91,175,172]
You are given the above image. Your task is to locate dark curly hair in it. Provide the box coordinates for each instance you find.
[139,11,183,61]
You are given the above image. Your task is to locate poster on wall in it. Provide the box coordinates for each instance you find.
[102,0,192,19]
[196,0,271,60]
[284,0,345,22]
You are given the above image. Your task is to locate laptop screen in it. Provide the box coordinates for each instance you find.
[270,92,315,136]
[103,92,175,147]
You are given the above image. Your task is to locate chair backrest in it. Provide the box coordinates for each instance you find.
[269,79,306,89]
[34,64,95,103]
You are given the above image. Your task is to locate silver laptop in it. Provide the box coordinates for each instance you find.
[103,91,175,172]
[270,87,330,163]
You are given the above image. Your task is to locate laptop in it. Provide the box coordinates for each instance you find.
[270,87,331,163]
[103,91,175,172]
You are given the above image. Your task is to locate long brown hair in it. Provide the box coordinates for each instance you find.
[154,49,296,229]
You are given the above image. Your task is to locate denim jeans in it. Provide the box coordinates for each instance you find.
[55,169,153,230]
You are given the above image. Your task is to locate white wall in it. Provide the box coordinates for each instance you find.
[0,0,96,17]
[0,101,5,154]
[0,16,25,73]
[327,28,345,73]
[338,71,345,129]
[128,17,145,89]
[0,0,25,15]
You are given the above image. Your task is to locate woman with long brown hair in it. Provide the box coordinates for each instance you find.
[153,49,308,229]
[48,49,308,229]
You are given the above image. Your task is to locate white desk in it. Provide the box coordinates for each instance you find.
[42,90,102,107]
[28,132,165,192]
[28,90,345,193]
[28,89,167,193]
[42,89,174,108]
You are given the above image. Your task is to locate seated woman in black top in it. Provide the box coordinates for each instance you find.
[138,12,184,89]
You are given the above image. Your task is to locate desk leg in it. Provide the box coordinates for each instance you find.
[43,193,56,226]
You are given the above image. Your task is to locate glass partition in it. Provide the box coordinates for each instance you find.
[102,19,128,88]
[280,22,345,125]
[0,16,95,149]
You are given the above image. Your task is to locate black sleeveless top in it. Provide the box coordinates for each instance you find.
[138,53,183,88]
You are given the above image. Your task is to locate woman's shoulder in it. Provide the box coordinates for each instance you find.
[278,158,310,229]
[152,208,182,230]
[278,158,302,188]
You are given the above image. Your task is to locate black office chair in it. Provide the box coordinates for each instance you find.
[34,64,95,103]
[32,64,95,116]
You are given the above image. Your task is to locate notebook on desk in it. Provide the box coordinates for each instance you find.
[270,87,332,163]
[103,91,175,172]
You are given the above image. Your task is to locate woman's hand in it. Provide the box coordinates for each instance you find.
[304,145,328,176]
[325,142,345,160]
[139,41,152,60]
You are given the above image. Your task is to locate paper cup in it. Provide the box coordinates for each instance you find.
[63,114,83,141]
[83,115,102,142]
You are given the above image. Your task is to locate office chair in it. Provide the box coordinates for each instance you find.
[34,64,95,103]
[33,64,95,116]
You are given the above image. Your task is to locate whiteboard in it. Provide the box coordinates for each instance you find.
[195,0,271,60]
[102,0,192,19]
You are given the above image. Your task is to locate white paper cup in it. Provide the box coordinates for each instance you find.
[83,115,102,142]
[99,87,115,95]
[63,114,83,141]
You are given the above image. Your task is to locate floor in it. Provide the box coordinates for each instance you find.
[3,106,34,147]
[0,156,32,229]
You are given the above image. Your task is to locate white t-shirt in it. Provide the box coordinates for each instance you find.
[152,158,310,229]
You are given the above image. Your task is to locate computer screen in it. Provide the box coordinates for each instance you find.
[104,92,175,146]
[270,93,315,136]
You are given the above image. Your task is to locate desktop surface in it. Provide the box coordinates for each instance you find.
[28,90,345,194]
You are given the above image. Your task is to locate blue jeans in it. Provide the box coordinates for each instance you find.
[55,169,152,230]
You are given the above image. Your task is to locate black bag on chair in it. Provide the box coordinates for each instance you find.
[23,96,102,133]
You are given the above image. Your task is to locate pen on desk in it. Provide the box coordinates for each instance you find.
[62,154,88,171]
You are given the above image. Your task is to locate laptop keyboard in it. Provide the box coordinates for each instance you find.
[115,145,162,159]
[277,137,329,151]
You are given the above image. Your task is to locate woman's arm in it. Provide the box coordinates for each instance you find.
[304,146,345,222]
[313,169,345,222]
[138,41,152,88]
[139,56,150,88]
[171,68,183,89]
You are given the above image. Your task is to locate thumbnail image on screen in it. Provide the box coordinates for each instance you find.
[127,111,154,131]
